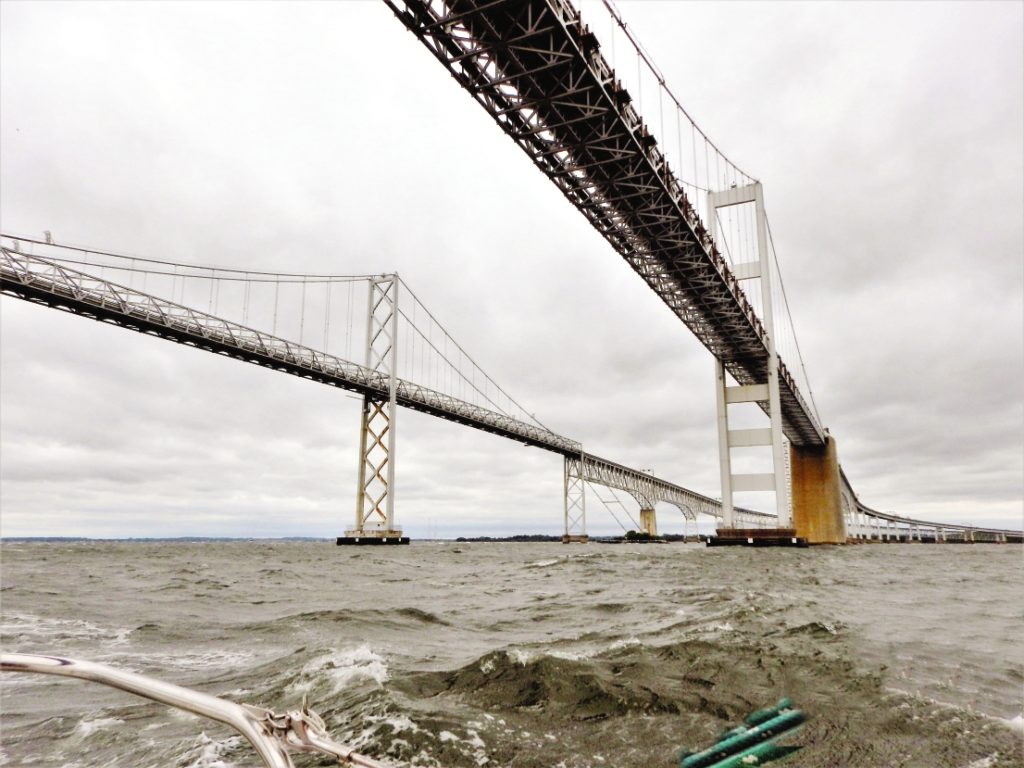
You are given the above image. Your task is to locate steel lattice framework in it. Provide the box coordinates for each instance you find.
[0,249,580,456]
[352,276,402,537]
[573,453,775,524]
[5,248,1023,541]
[384,0,823,446]
[5,248,783,530]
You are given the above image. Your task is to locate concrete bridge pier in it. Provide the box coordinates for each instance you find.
[790,435,847,544]
[639,508,658,537]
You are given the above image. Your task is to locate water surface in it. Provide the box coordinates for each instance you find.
[1,541,1021,767]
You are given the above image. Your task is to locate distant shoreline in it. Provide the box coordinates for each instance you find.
[0,536,332,543]
[1,534,704,543]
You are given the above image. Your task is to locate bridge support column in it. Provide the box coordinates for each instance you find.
[339,275,408,545]
[562,454,588,543]
[789,435,847,544]
[708,182,793,539]
[639,508,658,537]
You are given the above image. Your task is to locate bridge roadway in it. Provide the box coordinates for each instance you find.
[838,471,1022,543]
[0,246,779,525]
[0,248,576,455]
[385,0,824,446]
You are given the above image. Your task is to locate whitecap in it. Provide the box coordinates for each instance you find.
[383,714,423,735]
[547,649,589,661]
[884,688,1024,734]
[2,613,131,646]
[506,648,533,665]
[288,646,389,696]
[962,755,999,768]
[75,716,124,737]
[183,733,243,768]
[609,637,641,650]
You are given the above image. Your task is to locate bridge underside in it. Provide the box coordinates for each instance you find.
[386,0,823,446]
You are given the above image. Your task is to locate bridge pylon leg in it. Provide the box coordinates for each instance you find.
[707,182,797,545]
[338,275,408,546]
[562,454,588,543]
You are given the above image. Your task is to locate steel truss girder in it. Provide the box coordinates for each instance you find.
[574,452,775,524]
[384,0,824,445]
[0,250,582,456]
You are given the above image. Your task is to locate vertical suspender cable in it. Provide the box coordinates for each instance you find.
[273,278,280,336]
[323,279,332,353]
[299,275,307,345]
[243,274,251,327]
[346,281,354,361]
[636,49,642,115]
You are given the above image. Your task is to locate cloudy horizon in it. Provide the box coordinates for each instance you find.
[1,1,1021,538]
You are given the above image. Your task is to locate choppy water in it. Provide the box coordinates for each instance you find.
[1,541,1021,767]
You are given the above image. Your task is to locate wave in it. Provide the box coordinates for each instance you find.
[242,606,452,633]
[364,639,1024,767]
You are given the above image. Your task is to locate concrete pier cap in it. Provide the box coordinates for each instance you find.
[790,434,847,544]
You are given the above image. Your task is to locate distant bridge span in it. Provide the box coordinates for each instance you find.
[4,245,1019,543]
[0,246,779,530]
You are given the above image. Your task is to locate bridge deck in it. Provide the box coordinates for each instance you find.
[0,249,580,457]
[385,0,823,445]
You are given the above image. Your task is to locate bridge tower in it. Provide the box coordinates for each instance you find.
[708,183,794,539]
[562,454,589,542]
[338,275,408,545]
[708,184,846,544]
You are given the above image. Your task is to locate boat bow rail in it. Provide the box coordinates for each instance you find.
[0,652,391,768]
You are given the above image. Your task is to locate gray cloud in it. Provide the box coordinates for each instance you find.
[1,1,1021,537]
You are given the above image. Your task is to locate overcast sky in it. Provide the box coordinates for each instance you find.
[1,1,1021,539]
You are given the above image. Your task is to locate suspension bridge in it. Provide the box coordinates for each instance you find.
[1,0,1020,546]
